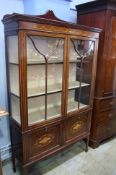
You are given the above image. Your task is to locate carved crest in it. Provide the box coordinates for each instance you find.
[37,10,65,22]
[2,10,65,24]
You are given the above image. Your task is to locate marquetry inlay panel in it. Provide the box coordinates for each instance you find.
[35,133,55,148]
[65,113,90,142]
[20,22,98,38]
[29,125,61,157]
[70,121,83,134]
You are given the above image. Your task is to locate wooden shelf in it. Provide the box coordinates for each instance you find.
[9,60,82,64]
[9,62,19,65]
[68,81,89,90]
[28,105,61,125]
[28,100,87,125]
[10,81,90,98]
[11,104,61,125]
[9,59,63,65]
[27,60,63,65]
[9,59,82,65]
[12,100,87,125]
[28,83,62,97]
[69,60,81,63]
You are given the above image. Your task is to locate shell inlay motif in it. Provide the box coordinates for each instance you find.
[35,133,55,148]
[71,121,83,134]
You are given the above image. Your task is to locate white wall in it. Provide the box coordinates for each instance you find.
[24,0,95,23]
[24,0,72,22]
[71,0,95,8]
[0,0,24,160]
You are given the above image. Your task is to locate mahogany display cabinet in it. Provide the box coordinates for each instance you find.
[2,11,100,174]
[76,0,116,148]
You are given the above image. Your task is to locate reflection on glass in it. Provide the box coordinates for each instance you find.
[68,39,94,112]
[27,35,64,125]
[7,36,18,63]
[11,95,20,123]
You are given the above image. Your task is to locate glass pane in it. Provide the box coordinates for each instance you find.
[28,96,45,125]
[27,36,64,64]
[7,36,18,63]
[68,39,94,112]
[11,95,20,123]
[68,89,87,112]
[48,64,63,93]
[27,65,45,97]
[7,35,20,124]
[27,35,64,125]
[47,93,61,119]
[10,64,19,96]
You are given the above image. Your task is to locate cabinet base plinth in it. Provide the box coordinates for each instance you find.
[89,139,100,149]
[23,165,29,175]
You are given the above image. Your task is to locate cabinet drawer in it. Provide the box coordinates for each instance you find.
[97,110,116,124]
[64,113,90,142]
[100,98,116,112]
[29,124,61,158]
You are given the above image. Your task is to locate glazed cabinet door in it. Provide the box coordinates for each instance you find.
[26,32,66,126]
[67,37,95,114]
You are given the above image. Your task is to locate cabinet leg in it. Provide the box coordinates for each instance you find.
[12,153,16,172]
[23,166,29,175]
[85,137,89,152]
[89,139,100,149]
[10,127,16,172]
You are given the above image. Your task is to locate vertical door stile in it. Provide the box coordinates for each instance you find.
[19,31,28,131]
[61,35,67,116]
[89,39,98,106]
[45,58,48,120]
[78,50,84,111]
[65,35,70,115]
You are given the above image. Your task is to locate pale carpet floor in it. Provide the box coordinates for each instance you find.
[3,137,116,175]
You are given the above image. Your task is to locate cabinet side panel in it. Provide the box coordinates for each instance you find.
[104,16,116,94]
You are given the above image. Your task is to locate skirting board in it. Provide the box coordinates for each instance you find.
[0,144,11,161]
